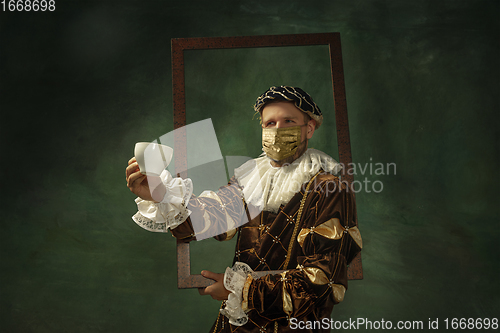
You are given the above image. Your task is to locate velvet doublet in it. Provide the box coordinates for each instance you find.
[171,172,361,333]
[133,150,362,333]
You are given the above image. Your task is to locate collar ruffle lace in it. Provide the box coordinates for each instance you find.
[234,149,342,213]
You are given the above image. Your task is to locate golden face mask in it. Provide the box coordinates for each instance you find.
[262,125,303,161]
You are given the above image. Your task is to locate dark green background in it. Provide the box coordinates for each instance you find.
[1,1,498,332]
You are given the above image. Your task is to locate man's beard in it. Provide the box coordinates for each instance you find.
[267,138,308,167]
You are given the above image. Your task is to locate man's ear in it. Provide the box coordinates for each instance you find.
[306,119,316,139]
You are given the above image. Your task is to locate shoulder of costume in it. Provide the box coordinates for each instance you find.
[303,148,343,176]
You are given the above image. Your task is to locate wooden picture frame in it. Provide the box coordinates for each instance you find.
[172,32,363,288]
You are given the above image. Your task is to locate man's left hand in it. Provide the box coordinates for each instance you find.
[198,270,231,301]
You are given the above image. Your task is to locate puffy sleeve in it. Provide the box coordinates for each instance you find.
[170,176,249,242]
[132,169,248,242]
[229,177,362,325]
[132,169,193,233]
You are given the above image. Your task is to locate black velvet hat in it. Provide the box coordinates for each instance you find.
[254,86,323,129]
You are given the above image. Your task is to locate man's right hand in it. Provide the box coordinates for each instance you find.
[126,157,166,202]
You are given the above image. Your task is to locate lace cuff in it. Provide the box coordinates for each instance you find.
[132,170,193,232]
[220,262,258,326]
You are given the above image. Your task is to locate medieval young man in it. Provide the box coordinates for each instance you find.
[125,86,362,332]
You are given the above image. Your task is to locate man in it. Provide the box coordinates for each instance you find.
[126,86,362,332]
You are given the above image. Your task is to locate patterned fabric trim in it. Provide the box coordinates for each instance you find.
[220,262,259,326]
[132,202,191,233]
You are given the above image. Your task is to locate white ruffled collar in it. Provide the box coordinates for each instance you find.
[234,149,342,213]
